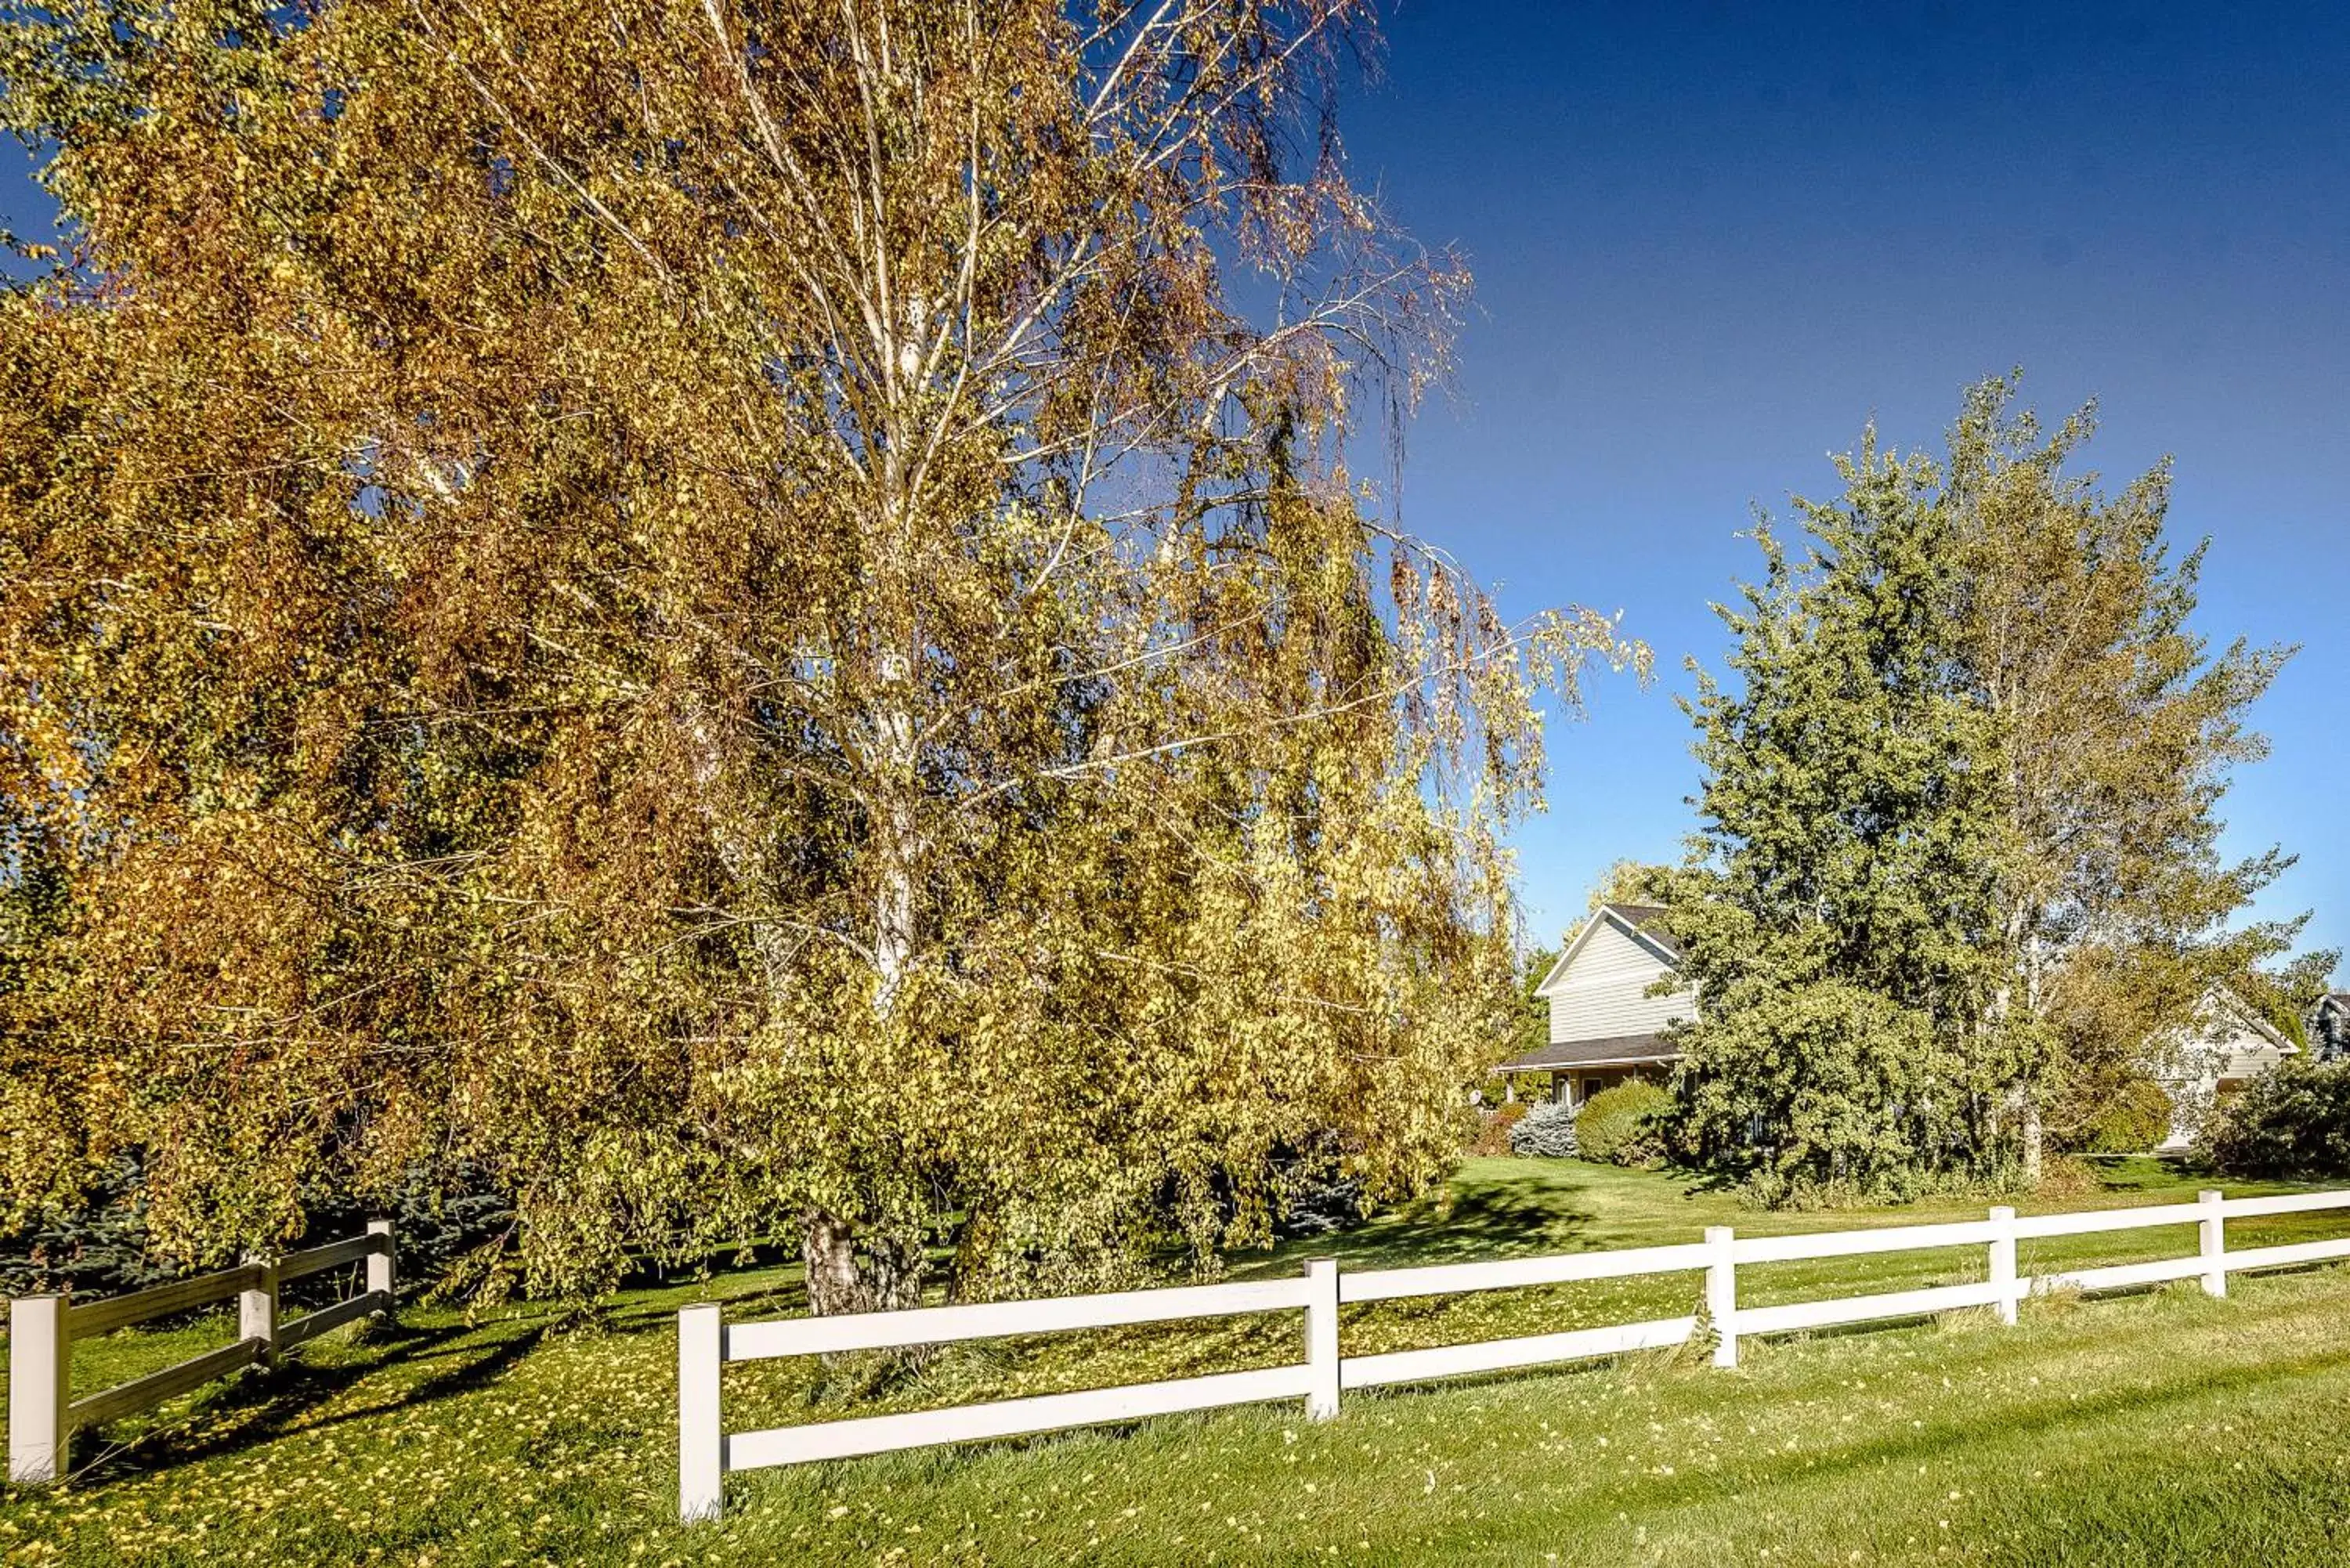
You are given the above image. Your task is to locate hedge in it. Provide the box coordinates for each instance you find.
[1575,1081,1672,1168]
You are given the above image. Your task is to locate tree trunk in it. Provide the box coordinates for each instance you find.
[801,1207,924,1316]
[870,668,918,1017]
[801,1207,867,1317]
[796,296,931,1317]
[795,583,927,1318]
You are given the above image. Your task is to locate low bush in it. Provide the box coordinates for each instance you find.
[2072,1076,2174,1154]
[2030,1154,2103,1200]
[1508,1099,1579,1158]
[1470,1101,1529,1157]
[0,1153,514,1302]
[1576,1081,1672,1168]
[1739,1158,2040,1211]
[1271,1133,1370,1238]
[2200,1062,2350,1178]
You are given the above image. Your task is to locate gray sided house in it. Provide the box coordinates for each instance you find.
[1495,903,1695,1107]
[2310,993,2350,1064]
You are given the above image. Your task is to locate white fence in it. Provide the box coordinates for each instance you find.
[678,1187,2350,1519]
[8,1222,395,1484]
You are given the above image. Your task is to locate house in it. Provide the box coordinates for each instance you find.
[2151,987,2298,1151]
[1494,903,1695,1107]
[1492,898,2302,1144]
[2309,993,2350,1064]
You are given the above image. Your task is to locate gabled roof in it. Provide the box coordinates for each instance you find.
[1534,901,1683,995]
[1608,904,1681,959]
[2193,984,2297,1055]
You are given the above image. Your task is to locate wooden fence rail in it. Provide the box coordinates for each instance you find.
[677,1187,2350,1520]
[8,1221,395,1484]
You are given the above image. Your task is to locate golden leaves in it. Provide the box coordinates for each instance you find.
[0,0,1630,1302]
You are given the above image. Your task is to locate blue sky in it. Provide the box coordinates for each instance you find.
[5,2,2343,972]
[1338,1,2350,966]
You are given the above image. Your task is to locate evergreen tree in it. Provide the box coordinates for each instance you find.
[1667,433,2010,1193]
[1668,380,2309,1199]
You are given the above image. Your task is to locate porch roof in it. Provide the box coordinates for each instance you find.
[1494,1034,1680,1073]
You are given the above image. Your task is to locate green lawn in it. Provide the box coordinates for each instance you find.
[7,1157,2350,1564]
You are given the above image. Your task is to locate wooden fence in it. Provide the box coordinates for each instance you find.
[8,1222,395,1484]
[676,1187,2350,1520]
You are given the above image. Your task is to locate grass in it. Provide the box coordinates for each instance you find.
[6,1155,2350,1563]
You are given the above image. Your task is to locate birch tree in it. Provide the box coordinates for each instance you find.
[0,0,1636,1306]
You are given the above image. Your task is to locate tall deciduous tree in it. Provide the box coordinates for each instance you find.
[1946,378,2312,1172]
[0,1,1635,1306]
[1585,859,1670,912]
[1511,943,1558,1062]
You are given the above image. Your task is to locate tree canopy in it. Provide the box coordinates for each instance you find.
[0,0,1637,1306]
[1664,378,2316,1198]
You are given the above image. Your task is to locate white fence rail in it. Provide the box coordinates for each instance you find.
[678,1187,2350,1519]
[9,1221,395,1484]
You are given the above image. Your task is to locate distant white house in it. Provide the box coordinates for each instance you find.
[1495,900,2301,1150]
[2151,986,2298,1151]
[1494,903,1696,1107]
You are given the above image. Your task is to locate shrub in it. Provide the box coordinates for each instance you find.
[2030,1154,2102,1200]
[1576,1081,1673,1168]
[1508,1099,1580,1158]
[1271,1133,1369,1239]
[0,1154,514,1302]
[2200,1062,2350,1178]
[2074,1077,2174,1154]
[1470,1102,1529,1157]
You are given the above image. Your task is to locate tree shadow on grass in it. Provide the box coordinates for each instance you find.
[69,1311,555,1487]
[1241,1181,1608,1275]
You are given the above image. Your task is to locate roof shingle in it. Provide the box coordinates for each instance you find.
[1494,1033,1682,1072]
[1601,902,1681,960]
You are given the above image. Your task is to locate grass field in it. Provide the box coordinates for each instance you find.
[8,1156,2350,1564]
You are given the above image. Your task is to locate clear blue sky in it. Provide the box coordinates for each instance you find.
[1340,1,2350,967]
[4,2,2343,971]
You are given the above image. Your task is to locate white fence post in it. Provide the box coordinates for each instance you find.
[1304,1259,1340,1422]
[1705,1227,1738,1367]
[7,1294,71,1484]
[679,1303,725,1523]
[239,1255,279,1366]
[1988,1206,2018,1326]
[2200,1190,2227,1298]
[366,1219,396,1313]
